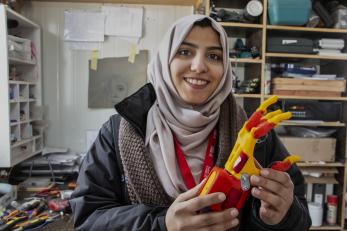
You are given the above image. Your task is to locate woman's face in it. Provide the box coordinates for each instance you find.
[170,25,224,106]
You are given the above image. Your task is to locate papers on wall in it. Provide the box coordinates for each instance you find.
[65,41,103,51]
[64,10,105,42]
[102,6,143,42]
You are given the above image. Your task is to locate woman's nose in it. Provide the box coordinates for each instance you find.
[190,54,207,73]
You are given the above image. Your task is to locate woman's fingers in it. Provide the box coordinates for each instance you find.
[250,174,287,197]
[260,169,293,188]
[252,187,283,209]
[250,169,293,202]
[181,192,226,212]
[199,218,239,231]
[189,208,238,228]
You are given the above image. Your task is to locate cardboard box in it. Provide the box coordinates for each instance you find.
[279,137,336,162]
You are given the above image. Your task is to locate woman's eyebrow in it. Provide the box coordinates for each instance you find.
[181,41,222,51]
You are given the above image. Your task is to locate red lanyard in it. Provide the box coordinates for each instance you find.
[173,129,216,190]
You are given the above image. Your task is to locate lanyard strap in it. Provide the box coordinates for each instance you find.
[173,129,216,190]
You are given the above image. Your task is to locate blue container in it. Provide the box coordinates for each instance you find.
[268,0,311,26]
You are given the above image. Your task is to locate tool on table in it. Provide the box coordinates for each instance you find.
[0,216,27,231]
[48,199,69,212]
[13,216,48,231]
[29,201,46,219]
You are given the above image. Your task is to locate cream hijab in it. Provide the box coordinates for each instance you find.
[145,14,232,198]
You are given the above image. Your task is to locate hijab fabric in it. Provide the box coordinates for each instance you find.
[146,14,233,198]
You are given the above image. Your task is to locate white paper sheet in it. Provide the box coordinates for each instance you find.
[65,41,103,51]
[102,6,143,38]
[64,10,105,42]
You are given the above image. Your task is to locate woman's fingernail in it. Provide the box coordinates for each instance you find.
[252,175,260,183]
[218,193,226,201]
[231,209,239,217]
[232,219,239,226]
[261,169,269,176]
[252,188,260,196]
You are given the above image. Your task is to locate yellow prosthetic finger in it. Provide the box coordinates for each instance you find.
[268,112,292,125]
[256,96,278,112]
[283,155,300,164]
[263,109,283,121]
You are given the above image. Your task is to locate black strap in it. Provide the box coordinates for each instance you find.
[111,115,130,204]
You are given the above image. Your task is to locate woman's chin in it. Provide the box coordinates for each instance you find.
[182,96,207,106]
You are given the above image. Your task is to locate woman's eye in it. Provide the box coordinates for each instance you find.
[208,53,222,61]
[178,49,191,56]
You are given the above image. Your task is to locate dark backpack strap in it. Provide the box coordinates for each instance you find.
[110,114,130,204]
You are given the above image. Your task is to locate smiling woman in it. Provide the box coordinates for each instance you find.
[70,14,311,231]
[170,22,224,105]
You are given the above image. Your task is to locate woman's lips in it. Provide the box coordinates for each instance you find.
[184,77,209,89]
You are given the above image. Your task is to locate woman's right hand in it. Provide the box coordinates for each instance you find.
[165,181,239,231]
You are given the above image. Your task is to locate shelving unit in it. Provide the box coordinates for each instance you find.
[33,0,202,8]
[205,0,347,230]
[0,4,43,167]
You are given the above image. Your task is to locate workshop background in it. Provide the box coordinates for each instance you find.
[1,0,347,230]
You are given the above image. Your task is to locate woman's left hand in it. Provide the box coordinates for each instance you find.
[250,168,294,225]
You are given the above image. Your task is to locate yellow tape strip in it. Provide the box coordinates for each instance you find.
[128,44,137,64]
[91,50,98,71]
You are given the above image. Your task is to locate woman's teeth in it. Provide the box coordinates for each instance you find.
[185,78,208,85]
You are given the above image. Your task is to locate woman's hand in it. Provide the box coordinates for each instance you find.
[165,181,239,231]
[250,168,294,225]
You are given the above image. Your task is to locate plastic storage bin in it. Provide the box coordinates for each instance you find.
[7,35,32,63]
[268,0,311,26]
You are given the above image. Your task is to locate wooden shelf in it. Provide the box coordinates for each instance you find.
[297,162,345,168]
[10,119,37,126]
[9,57,36,65]
[6,6,39,28]
[265,94,347,101]
[11,135,41,148]
[234,94,261,99]
[33,0,201,8]
[9,80,36,85]
[304,176,338,184]
[219,22,263,29]
[267,25,347,34]
[8,99,37,103]
[310,225,342,230]
[11,148,43,167]
[280,121,345,127]
[266,53,347,61]
[229,58,262,63]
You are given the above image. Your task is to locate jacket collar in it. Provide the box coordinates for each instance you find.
[114,83,156,140]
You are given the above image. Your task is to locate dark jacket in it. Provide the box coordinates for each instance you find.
[70,83,311,231]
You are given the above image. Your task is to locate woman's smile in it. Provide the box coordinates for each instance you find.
[184,77,209,89]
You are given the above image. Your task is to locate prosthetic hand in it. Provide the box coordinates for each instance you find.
[199,96,300,211]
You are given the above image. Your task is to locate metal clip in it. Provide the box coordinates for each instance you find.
[240,173,250,191]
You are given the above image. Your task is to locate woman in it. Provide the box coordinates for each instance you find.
[70,14,311,230]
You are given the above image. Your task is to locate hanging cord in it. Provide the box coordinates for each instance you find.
[46,156,56,184]
[28,156,56,184]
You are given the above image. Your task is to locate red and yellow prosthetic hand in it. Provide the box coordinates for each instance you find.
[199,96,300,211]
